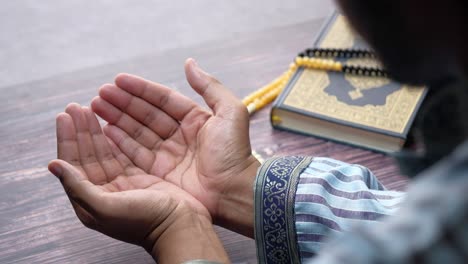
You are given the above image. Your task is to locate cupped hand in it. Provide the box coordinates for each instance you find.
[91,59,260,234]
[48,103,210,252]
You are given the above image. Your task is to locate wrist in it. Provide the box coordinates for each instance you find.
[148,203,229,263]
[214,155,260,238]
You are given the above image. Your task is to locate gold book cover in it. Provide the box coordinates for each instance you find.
[271,12,427,153]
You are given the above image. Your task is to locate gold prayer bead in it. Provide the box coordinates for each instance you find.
[289,63,298,71]
[333,62,342,71]
[295,57,304,65]
[271,115,282,125]
[317,60,325,70]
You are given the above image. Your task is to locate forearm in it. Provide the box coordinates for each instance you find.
[215,157,260,238]
[151,211,229,264]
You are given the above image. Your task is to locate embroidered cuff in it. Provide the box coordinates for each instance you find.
[254,156,313,263]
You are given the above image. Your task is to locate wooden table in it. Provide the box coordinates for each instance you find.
[0,18,407,263]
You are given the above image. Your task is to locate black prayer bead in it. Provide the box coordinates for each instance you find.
[297,48,387,77]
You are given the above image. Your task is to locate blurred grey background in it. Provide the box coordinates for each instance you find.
[0,0,334,88]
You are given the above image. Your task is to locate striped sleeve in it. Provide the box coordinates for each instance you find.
[253,156,405,263]
[309,142,468,264]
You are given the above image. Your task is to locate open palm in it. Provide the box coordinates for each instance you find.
[49,103,209,249]
[90,59,260,218]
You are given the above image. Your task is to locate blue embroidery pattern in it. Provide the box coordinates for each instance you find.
[255,156,313,263]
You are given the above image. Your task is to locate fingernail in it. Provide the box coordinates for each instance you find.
[190,59,203,80]
[192,58,199,67]
[49,164,63,177]
[192,59,209,79]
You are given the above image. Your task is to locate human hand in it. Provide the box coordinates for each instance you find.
[48,104,228,262]
[91,59,260,237]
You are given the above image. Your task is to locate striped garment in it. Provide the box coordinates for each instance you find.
[295,157,404,258]
[254,142,468,263]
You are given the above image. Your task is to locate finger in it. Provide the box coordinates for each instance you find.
[65,103,107,184]
[103,124,155,173]
[48,159,109,216]
[184,58,246,118]
[56,112,81,166]
[97,84,180,140]
[91,96,162,150]
[114,73,202,121]
[105,135,145,176]
[82,106,124,181]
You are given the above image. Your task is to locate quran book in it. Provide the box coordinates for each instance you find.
[270,12,427,153]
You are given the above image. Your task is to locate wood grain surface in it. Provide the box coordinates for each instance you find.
[0,17,407,263]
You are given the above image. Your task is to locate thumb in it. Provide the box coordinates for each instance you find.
[48,159,85,182]
[184,58,245,117]
[48,159,106,214]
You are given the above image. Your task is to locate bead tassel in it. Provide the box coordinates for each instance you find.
[244,48,387,114]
